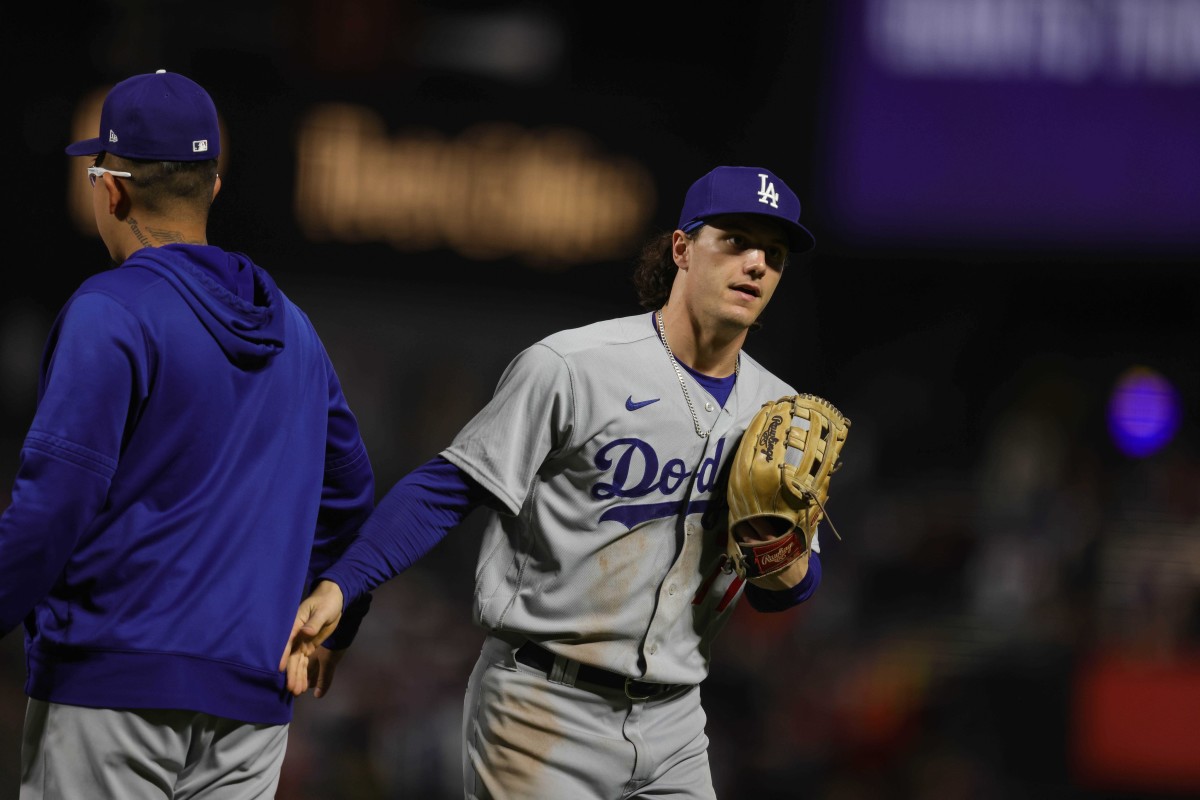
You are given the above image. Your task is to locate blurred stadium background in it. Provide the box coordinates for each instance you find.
[3,1,1198,798]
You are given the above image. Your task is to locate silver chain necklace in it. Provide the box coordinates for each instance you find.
[656,310,739,439]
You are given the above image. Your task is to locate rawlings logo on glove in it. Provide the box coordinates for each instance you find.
[726,394,850,590]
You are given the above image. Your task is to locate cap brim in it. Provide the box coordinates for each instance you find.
[65,138,103,156]
[788,223,816,254]
[744,214,817,254]
[681,213,816,254]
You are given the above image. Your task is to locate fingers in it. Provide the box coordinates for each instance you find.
[277,610,322,673]
[278,618,307,673]
[312,647,345,700]
[285,652,310,696]
[282,645,347,699]
[307,649,323,698]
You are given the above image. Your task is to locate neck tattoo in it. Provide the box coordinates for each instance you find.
[655,309,739,439]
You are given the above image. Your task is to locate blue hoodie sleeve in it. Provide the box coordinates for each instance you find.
[304,354,376,650]
[0,293,142,637]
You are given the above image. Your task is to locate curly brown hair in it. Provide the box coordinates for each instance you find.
[632,230,690,310]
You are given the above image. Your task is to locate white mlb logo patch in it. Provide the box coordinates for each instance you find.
[192,140,209,153]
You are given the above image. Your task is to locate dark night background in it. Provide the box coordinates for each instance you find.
[3,1,1199,798]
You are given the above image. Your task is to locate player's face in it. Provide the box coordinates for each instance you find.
[674,215,789,333]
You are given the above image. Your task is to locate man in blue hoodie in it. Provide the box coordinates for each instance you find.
[0,69,375,799]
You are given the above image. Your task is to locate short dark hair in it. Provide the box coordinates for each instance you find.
[96,151,218,216]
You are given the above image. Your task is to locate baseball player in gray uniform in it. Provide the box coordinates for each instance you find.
[282,165,824,799]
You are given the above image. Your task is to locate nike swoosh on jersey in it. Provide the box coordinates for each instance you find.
[625,395,660,411]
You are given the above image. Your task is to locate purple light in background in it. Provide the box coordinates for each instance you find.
[1107,367,1182,458]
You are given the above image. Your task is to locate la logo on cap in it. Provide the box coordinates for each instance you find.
[676,166,816,254]
[756,174,780,209]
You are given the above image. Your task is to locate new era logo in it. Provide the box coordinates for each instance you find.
[192,140,209,153]
[108,130,118,143]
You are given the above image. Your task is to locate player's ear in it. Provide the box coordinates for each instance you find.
[671,229,691,271]
[104,173,131,219]
[212,173,222,202]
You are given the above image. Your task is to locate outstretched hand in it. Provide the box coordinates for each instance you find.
[279,580,345,697]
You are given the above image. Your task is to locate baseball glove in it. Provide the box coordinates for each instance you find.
[727,394,851,589]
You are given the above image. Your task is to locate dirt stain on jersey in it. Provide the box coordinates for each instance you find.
[593,528,649,616]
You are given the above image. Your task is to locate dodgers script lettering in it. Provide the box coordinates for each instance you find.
[591,437,726,500]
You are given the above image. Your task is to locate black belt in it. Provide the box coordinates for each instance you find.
[515,641,683,701]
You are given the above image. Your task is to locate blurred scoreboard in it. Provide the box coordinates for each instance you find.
[818,0,1200,254]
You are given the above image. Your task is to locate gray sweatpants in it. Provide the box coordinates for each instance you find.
[20,698,288,799]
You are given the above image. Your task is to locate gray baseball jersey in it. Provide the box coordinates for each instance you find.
[442,311,798,686]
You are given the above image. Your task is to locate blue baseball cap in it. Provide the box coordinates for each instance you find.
[66,70,220,161]
[678,166,815,253]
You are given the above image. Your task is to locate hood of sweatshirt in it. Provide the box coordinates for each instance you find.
[128,244,286,369]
